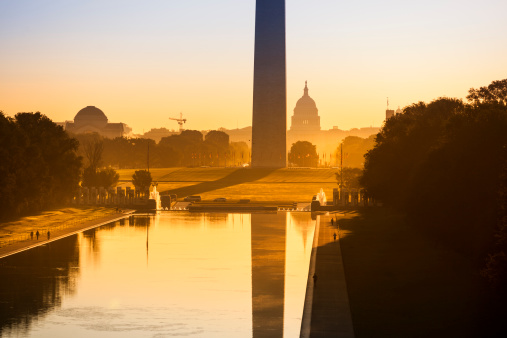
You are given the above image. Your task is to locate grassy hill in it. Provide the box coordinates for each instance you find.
[117,167,341,203]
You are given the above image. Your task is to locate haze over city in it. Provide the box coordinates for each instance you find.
[2,0,507,337]
[2,0,506,134]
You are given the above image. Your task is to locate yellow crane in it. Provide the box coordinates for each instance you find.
[169,112,187,132]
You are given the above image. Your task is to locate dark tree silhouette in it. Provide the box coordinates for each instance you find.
[205,130,229,149]
[0,112,82,219]
[361,97,465,208]
[288,141,318,167]
[132,170,152,195]
[336,135,375,168]
[361,80,507,296]
[83,138,103,170]
[336,167,363,190]
[96,168,119,188]
[82,167,119,188]
[467,78,507,106]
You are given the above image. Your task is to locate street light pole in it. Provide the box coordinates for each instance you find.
[340,143,343,188]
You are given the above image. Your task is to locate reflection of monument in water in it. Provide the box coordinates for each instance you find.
[251,213,286,337]
[251,0,287,168]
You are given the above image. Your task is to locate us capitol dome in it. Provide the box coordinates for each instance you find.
[290,81,321,132]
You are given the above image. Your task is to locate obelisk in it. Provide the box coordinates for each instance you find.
[251,0,287,167]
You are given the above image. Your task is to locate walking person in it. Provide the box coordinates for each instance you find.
[333,232,337,241]
[30,231,34,240]
[331,218,334,226]
[36,230,39,240]
[47,231,50,240]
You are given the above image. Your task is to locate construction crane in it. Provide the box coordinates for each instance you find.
[169,112,187,133]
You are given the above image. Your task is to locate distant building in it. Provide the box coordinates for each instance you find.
[280,81,379,163]
[386,96,403,120]
[386,106,403,120]
[61,106,130,138]
[287,81,322,147]
[290,81,321,137]
[386,109,395,120]
[137,82,381,165]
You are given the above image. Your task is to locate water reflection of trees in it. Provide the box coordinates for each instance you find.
[204,213,228,227]
[130,215,152,227]
[0,236,80,335]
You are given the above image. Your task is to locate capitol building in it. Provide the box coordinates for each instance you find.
[222,81,379,163]
[289,81,321,139]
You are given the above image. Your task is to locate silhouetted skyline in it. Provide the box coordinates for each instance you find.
[1,0,506,133]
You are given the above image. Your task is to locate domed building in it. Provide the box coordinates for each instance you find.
[63,106,128,138]
[287,82,324,155]
[290,81,321,132]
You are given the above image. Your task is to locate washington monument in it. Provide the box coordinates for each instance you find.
[251,0,287,168]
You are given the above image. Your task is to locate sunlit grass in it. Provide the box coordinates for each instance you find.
[116,167,341,202]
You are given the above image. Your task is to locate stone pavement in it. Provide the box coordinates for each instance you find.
[302,212,355,338]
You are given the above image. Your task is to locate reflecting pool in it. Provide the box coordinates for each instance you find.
[0,212,315,337]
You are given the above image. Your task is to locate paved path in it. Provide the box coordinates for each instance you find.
[0,210,135,259]
[302,213,355,338]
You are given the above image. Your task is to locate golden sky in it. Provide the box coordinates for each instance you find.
[1,0,506,134]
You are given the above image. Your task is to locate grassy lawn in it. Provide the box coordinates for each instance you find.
[338,208,502,337]
[117,167,341,202]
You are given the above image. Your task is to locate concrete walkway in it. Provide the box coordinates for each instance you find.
[301,213,355,338]
[0,210,135,259]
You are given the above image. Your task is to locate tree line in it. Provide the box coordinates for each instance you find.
[73,130,250,169]
[0,112,82,219]
[361,79,507,294]
[288,136,375,168]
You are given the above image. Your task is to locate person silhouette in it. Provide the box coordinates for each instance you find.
[47,231,50,240]
[333,233,337,241]
[36,231,39,240]
[30,231,34,240]
[331,218,334,225]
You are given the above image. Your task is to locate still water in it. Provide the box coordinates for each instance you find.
[0,212,315,338]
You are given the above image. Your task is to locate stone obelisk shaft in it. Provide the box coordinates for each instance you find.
[251,0,287,168]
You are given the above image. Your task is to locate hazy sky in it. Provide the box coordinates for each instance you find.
[1,0,506,134]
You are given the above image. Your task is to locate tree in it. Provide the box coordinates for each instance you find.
[205,130,229,149]
[361,97,465,208]
[132,170,152,195]
[83,138,104,170]
[180,130,203,143]
[361,80,507,293]
[204,130,230,166]
[288,141,318,167]
[336,135,375,168]
[336,167,363,190]
[0,112,82,219]
[96,168,119,188]
[230,141,250,166]
[82,167,119,188]
[467,79,507,106]
[81,166,98,188]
